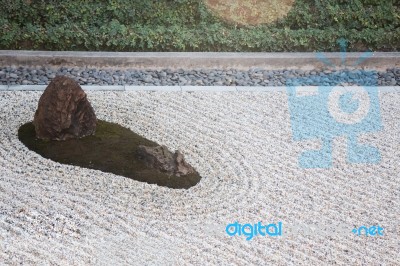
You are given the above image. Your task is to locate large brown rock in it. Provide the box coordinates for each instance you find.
[33,76,97,140]
[136,145,195,177]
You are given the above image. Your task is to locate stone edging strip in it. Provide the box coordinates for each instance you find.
[1,51,399,70]
[1,85,400,92]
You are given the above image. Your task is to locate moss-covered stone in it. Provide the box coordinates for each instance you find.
[18,120,201,189]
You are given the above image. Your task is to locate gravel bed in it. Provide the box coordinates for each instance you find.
[0,66,399,86]
[0,90,399,264]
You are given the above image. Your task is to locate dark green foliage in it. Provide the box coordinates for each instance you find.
[0,0,398,51]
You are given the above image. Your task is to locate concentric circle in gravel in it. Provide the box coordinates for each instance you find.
[0,91,399,264]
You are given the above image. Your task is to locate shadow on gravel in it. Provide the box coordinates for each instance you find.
[18,120,201,189]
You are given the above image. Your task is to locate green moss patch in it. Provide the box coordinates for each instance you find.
[18,120,201,189]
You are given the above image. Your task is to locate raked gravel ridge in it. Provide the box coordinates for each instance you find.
[0,90,399,265]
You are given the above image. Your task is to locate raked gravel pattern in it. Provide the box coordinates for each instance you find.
[0,90,399,265]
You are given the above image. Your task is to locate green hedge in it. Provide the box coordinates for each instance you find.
[0,0,399,52]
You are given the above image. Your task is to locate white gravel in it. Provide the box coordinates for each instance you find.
[0,90,399,265]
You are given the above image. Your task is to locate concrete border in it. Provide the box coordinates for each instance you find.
[236,86,286,92]
[6,85,48,91]
[84,85,124,91]
[125,86,181,92]
[1,50,399,70]
[2,85,400,92]
[181,86,236,92]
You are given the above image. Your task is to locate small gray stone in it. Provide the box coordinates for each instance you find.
[136,145,195,177]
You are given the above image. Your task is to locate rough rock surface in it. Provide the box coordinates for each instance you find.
[136,145,195,177]
[33,76,96,140]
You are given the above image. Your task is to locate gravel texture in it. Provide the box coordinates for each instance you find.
[0,90,399,264]
[0,66,400,87]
